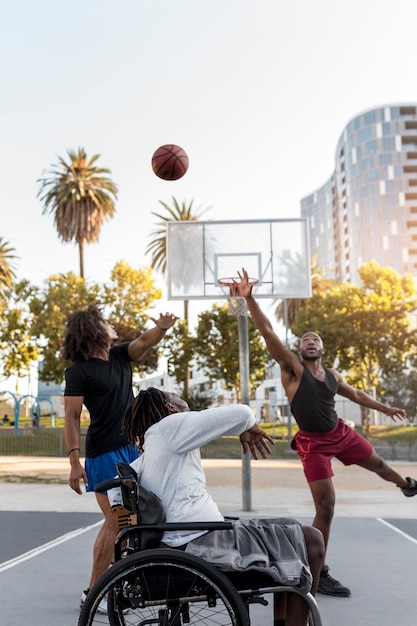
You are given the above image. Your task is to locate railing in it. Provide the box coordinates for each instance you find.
[0,428,86,457]
[0,428,416,461]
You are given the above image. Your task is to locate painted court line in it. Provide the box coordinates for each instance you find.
[0,520,102,572]
[377,518,417,545]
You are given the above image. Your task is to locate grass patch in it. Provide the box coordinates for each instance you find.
[368,425,417,442]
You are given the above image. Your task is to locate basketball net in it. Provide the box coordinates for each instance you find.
[226,296,248,316]
[217,278,257,317]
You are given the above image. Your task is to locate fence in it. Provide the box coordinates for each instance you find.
[0,428,86,456]
[0,427,417,461]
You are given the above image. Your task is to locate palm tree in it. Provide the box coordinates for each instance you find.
[146,197,210,398]
[0,237,17,304]
[37,147,118,278]
[146,197,210,321]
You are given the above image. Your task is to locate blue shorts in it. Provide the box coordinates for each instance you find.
[85,444,140,493]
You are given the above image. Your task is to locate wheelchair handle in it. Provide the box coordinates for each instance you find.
[95,477,123,492]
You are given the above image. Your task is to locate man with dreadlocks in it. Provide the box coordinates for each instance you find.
[113,387,324,626]
[62,305,178,611]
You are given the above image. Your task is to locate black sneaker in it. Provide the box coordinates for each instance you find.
[400,477,417,497]
[317,565,351,597]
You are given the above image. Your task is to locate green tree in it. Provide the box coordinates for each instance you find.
[383,370,417,422]
[29,272,101,382]
[100,261,164,374]
[291,262,417,433]
[29,262,164,384]
[193,303,273,403]
[37,147,118,279]
[163,320,197,394]
[0,280,38,380]
[0,238,17,307]
[146,197,210,396]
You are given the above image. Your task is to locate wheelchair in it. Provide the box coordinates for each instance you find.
[78,465,322,626]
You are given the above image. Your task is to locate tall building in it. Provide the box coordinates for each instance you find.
[301,104,417,282]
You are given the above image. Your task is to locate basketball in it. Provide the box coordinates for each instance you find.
[151,144,189,181]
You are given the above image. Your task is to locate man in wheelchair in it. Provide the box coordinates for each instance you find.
[105,388,324,626]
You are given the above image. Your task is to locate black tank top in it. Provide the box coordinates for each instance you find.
[290,364,339,433]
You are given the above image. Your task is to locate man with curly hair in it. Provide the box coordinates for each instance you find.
[62,304,178,610]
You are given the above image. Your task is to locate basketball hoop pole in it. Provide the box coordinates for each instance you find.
[238,313,252,512]
[218,278,255,512]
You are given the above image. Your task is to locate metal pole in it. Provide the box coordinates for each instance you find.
[284,298,292,442]
[238,313,252,511]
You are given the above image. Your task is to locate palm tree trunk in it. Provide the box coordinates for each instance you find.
[78,239,85,279]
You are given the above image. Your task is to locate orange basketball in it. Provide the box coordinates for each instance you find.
[151,144,189,181]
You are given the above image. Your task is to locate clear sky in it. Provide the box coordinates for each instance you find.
[2,0,417,320]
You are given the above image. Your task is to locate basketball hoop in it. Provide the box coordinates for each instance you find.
[217,277,258,316]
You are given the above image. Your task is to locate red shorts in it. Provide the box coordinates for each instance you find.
[290,418,374,483]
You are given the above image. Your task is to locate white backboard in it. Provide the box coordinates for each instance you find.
[166,218,311,300]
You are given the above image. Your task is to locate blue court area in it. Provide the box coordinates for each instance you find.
[1,510,416,626]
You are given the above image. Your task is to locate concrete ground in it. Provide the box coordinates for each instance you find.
[1,456,416,625]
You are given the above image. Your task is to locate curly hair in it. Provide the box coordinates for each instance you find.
[123,387,172,451]
[61,304,110,362]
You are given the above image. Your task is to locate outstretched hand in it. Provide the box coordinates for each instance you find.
[385,406,406,422]
[236,268,254,299]
[150,312,179,330]
[240,424,275,460]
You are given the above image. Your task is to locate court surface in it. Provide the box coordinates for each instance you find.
[0,457,416,625]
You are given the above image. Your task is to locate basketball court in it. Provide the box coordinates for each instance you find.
[2,219,415,624]
[1,458,416,625]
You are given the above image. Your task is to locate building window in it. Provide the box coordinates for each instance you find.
[382,137,396,152]
[379,153,392,165]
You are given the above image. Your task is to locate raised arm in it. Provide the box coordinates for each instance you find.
[237,269,301,372]
[128,312,179,362]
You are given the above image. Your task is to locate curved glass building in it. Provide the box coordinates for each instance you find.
[301,104,417,282]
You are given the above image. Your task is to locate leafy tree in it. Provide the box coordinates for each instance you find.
[383,370,417,422]
[185,387,217,411]
[0,280,38,380]
[37,147,118,278]
[163,320,197,394]
[29,272,101,382]
[193,303,273,403]
[291,262,417,432]
[100,261,164,373]
[0,238,17,308]
[146,197,211,396]
[29,262,164,383]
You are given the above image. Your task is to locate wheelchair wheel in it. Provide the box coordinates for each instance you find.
[78,549,250,626]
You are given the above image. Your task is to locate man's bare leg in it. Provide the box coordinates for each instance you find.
[88,492,117,589]
[358,450,413,488]
[308,477,335,551]
[308,477,350,597]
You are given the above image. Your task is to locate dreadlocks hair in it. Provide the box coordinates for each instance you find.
[61,304,110,363]
[123,387,172,451]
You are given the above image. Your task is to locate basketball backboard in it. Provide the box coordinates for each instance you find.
[166,218,311,300]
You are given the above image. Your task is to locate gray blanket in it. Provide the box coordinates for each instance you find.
[185,517,312,592]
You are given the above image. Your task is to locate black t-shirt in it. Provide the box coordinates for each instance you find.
[64,343,134,457]
[290,365,339,433]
